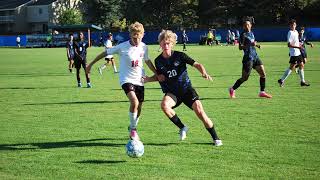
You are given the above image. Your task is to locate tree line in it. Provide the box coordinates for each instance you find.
[59,0,320,30]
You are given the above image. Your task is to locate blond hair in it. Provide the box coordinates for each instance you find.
[158,30,177,45]
[129,21,144,35]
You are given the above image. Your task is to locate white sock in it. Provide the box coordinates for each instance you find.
[281,68,292,81]
[129,112,138,130]
[113,65,118,73]
[100,64,106,70]
[299,69,305,82]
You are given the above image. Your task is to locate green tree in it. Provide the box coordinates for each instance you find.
[82,0,123,29]
[58,9,84,25]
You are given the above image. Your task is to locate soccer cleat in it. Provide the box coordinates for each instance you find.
[214,140,223,147]
[277,79,284,87]
[179,126,188,141]
[259,91,272,98]
[98,67,103,75]
[129,129,140,141]
[229,87,236,98]
[77,82,82,88]
[301,81,310,86]
[87,83,92,88]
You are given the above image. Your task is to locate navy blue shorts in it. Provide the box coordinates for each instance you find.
[168,87,199,110]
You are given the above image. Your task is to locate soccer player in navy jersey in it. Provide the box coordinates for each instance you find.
[229,20,272,98]
[182,30,188,51]
[144,30,222,146]
[66,34,75,73]
[74,32,91,88]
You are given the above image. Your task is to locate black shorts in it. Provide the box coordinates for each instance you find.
[289,55,303,64]
[105,57,114,62]
[169,87,199,110]
[121,83,144,102]
[242,57,263,73]
[74,58,87,69]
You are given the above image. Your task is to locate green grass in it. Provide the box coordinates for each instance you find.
[0,42,319,179]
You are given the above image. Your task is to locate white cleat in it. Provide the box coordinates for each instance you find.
[214,140,223,147]
[179,126,188,141]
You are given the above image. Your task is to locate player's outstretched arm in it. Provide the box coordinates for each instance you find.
[142,74,158,83]
[145,60,165,82]
[86,51,105,73]
[193,62,213,81]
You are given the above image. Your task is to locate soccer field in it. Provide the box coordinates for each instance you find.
[0,43,319,179]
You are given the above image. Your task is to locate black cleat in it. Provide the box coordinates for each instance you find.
[278,79,284,87]
[301,82,310,86]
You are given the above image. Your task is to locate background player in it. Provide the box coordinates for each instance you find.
[74,32,91,88]
[86,22,161,141]
[278,19,310,87]
[182,29,188,51]
[229,20,272,98]
[66,33,75,73]
[98,33,118,74]
[144,30,222,146]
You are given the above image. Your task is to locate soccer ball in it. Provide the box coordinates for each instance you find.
[126,139,144,158]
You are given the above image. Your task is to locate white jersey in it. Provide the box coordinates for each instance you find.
[104,39,113,58]
[106,40,150,86]
[287,30,301,56]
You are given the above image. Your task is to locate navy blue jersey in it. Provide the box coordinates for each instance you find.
[182,32,188,42]
[155,51,195,96]
[239,31,258,60]
[66,41,75,58]
[75,40,89,60]
[299,34,311,49]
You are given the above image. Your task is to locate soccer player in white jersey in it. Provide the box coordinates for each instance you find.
[86,22,161,140]
[98,33,118,74]
[278,19,310,87]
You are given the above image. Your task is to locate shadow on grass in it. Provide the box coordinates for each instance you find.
[0,73,70,77]
[0,138,180,151]
[0,138,127,151]
[0,86,74,90]
[24,99,161,105]
[75,160,126,164]
[23,96,266,106]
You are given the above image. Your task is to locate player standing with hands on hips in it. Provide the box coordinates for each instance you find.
[86,22,161,141]
[144,30,222,146]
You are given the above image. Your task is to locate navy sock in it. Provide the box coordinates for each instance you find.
[169,115,185,129]
[206,127,219,140]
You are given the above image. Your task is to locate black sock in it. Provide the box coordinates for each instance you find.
[206,127,219,140]
[69,68,72,72]
[260,77,266,91]
[169,115,185,129]
[232,78,243,90]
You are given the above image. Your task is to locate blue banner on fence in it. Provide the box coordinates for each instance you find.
[0,27,319,47]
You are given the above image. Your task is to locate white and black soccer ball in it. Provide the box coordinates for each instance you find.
[126,139,144,158]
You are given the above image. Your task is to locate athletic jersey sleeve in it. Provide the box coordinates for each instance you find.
[143,45,150,62]
[105,44,120,56]
[239,32,245,45]
[181,52,195,66]
[287,31,293,43]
